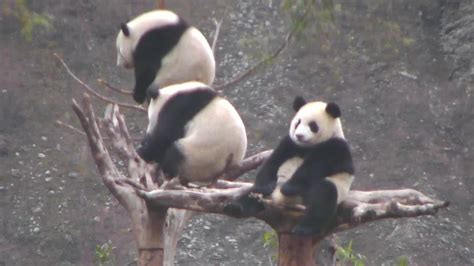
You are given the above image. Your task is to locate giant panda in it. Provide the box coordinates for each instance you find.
[224,96,354,236]
[116,10,215,103]
[137,81,247,185]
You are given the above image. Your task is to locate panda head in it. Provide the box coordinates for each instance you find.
[289,96,344,147]
[116,10,181,69]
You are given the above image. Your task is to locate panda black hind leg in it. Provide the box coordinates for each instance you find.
[292,179,338,236]
[223,192,265,218]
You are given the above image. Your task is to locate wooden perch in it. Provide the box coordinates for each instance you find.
[72,93,448,266]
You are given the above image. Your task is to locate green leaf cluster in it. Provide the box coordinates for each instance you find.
[2,0,52,41]
[95,240,115,266]
[335,240,367,266]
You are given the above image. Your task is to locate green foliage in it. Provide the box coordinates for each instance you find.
[262,230,278,262]
[2,0,52,42]
[396,256,410,266]
[95,240,115,266]
[335,240,367,266]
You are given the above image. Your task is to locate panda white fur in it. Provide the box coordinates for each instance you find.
[137,81,247,185]
[116,10,215,103]
[224,96,354,236]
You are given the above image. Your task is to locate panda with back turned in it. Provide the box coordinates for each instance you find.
[137,81,247,186]
[224,96,354,236]
[116,10,215,103]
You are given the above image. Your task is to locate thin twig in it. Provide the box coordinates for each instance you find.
[214,9,309,90]
[211,8,227,54]
[97,79,133,95]
[56,120,86,136]
[54,53,146,113]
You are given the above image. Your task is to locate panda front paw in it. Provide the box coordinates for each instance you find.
[146,86,160,100]
[291,224,323,237]
[136,146,153,162]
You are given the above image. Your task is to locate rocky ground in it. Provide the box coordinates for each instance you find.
[0,0,473,265]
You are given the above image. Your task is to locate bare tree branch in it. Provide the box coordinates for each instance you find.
[213,9,307,90]
[136,184,253,213]
[136,183,449,235]
[225,149,272,180]
[55,53,146,113]
[71,95,130,205]
[55,119,86,136]
[331,189,450,233]
[211,9,227,54]
[97,78,133,95]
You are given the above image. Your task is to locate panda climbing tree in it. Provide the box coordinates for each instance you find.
[56,5,449,266]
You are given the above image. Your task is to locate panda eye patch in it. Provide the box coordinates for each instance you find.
[295,119,301,129]
[309,121,319,133]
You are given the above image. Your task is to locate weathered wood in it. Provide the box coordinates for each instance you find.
[277,234,317,266]
[138,248,164,266]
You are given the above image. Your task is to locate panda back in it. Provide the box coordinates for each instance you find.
[168,95,246,183]
[157,27,215,87]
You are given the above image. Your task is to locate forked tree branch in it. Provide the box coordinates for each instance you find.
[72,93,448,265]
[213,8,308,90]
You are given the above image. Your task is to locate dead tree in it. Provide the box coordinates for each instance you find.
[71,93,448,266]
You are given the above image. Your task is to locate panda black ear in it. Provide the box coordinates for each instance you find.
[121,22,130,37]
[326,102,341,118]
[293,96,306,112]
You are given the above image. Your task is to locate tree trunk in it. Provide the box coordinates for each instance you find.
[277,233,318,266]
[138,249,164,266]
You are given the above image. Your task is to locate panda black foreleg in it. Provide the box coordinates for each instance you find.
[280,160,326,197]
[134,66,158,104]
[161,143,185,180]
[292,179,338,236]
[223,177,274,218]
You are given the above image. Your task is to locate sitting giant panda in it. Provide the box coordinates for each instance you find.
[137,81,247,185]
[224,96,354,236]
[116,10,215,103]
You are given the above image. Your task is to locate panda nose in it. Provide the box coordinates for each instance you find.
[296,134,305,141]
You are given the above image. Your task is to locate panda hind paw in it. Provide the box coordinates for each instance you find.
[280,183,304,196]
[146,87,160,99]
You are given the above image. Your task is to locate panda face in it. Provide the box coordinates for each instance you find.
[116,10,180,69]
[289,100,342,147]
[116,32,134,68]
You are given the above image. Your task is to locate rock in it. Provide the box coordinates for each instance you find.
[67,172,79,178]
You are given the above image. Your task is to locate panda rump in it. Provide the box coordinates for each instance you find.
[137,81,247,185]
